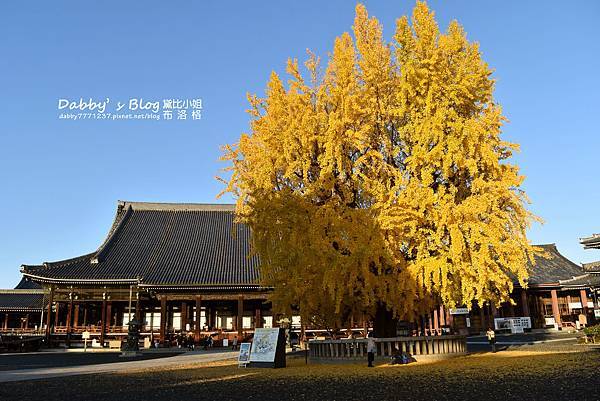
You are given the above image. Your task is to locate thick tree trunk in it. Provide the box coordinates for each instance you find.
[373,303,398,338]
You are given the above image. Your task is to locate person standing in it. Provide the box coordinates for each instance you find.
[367,332,376,367]
[486,327,496,353]
[232,335,238,351]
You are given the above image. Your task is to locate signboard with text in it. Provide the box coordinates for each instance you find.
[249,328,286,368]
[494,317,531,333]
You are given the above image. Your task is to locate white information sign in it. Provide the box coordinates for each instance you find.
[494,317,531,333]
[249,328,280,363]
[450,307,469,315]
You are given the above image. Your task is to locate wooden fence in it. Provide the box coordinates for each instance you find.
[308,335,467,359]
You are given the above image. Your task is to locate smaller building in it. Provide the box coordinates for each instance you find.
[580,234,600,250]
[447,244,600,334]
[0,277,44,333]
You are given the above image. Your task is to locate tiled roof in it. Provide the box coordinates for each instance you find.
[527,244,589,286]
[559,274,600,288]
[582,261,600,273]
[17,201,593,290]
[0,290,44,312]
[21,201,260,288]
[14,276,42,290]
[580,234,600,249]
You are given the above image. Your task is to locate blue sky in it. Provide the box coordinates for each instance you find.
[0,1,599,288]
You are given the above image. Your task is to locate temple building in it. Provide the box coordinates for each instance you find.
[450,243,600,334]
[0,201,599,345]
[580,234,600,276]
[0,277,43,332]
[581,234,600,251]
[20,201,271,346]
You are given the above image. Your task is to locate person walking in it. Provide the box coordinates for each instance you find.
[367,332,376,367]
[486,327,496,353]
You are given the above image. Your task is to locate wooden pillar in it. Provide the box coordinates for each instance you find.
[195,296,201,342]
[66,297,73,332]
[445,308,453,330]
[439,305,445,327]
[3,313,8,330]
[550,289,561,326]
[66,297,73,335]
[520,290,530,317]
[433,308,439,333]
[73,304,80,328]
[149,308,155,340]
[65,296,73,347]
[181,301,187,332]
[209,306,216,330]
[24,314,30,329]
[232,303,237,332]
[83,304,88,326]
[45,287,54,339]
[537,295,546,327]
[100,298,107,346]
[581,289,589,317]
[160,296,167,345]
[237,295,244,337]
[54,302,61,328]
[106,301,112,332]
[255,307,262,329]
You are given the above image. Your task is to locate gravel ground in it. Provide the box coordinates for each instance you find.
[0,343,598,401]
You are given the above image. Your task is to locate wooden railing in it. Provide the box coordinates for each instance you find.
[308,335,467,359]
[52,325,127,334]
[0,328,44,335]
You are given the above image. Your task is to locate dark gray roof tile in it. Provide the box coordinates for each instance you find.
[14,276,42,290]
[22,201,259,287]
[527,244,587,285]
[0,290,44,312]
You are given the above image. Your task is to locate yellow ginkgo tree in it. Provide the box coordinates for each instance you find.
[220,1,539,336]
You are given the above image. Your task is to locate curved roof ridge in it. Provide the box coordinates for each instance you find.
[92,203,132,263]
[21,253,96,273]
[544,243,582,269]
[46,252,95,267]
